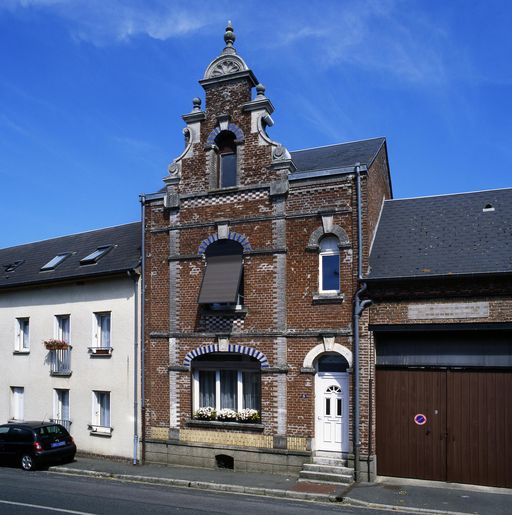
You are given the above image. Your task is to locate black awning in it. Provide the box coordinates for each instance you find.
[198,254,243,304]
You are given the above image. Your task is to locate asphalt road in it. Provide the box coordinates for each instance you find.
[0,466,392,514]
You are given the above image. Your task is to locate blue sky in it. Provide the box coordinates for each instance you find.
[1,0,511,248]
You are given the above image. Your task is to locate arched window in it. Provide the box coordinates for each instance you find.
[192,353,261,415]
[316,352,349,372]
[319,236,340,293]
[198,239,244,309]
[215,131,237,188]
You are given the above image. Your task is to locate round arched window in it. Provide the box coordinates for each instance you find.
[317,352,349,372]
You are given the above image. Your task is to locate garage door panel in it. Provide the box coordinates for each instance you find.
[377,369,446,481]
[448,371,512,488]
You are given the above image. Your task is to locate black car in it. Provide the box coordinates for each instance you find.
[0,422,76,470]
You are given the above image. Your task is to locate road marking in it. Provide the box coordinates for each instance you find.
[0,499,97,514]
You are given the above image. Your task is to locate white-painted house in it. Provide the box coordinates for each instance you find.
[0,222,141,461]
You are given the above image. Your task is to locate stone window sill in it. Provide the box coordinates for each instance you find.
[13,350,30,355]
[312,292,344,304]
[88,424,113,437]
[50,371,72,377]
[186,419,264,432]
[88,346,113,357]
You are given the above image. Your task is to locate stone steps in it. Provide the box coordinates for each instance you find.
[298,454,354,485]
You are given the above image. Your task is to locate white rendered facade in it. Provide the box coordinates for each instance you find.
[0,276,141,460]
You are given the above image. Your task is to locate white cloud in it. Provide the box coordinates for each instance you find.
[2,0,221,44]
[252,0,459,86]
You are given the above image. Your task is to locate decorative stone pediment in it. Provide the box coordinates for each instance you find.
[204,55,248,80]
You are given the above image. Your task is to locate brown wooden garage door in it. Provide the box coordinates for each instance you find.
[376,369,512,488]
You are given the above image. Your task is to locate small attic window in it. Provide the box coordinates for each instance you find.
[41,253,72,271]
[4,260,24,273]
[482,204,495,212]
[80,245,112,265]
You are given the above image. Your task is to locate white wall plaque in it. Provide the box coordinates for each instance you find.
[408,302,489,320]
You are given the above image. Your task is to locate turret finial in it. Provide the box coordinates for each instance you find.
[192,97,201,112]
[223,21,236,55]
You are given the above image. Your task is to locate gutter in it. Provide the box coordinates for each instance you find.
[353,164,372,482]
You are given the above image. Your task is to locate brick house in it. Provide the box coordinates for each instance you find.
[367,189,512,488]
[141,24,390,479]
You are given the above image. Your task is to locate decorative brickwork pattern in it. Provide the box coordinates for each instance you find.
[181,429,273,449]
[183,343,269,368]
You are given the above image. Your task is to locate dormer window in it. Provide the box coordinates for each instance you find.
[80,245,112,265]
[41,253,72,271]
[215,131,237,188]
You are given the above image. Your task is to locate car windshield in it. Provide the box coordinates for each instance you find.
[34,425,68,438]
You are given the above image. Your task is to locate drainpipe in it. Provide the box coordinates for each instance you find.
[130,268,139,465]
[353,164,372,482]
[139,194,146,464]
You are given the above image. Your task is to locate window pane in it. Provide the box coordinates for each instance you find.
[242,371,259,410]
[319,236,339,252]
[61,390,70,420]
[22,320,29,349]
[98,392,110,426]
[199,371,216,408]
[322,254,340,291]
[100,315,111,347]
[337,398,342,417]
[325,398,331,416]
[220,153,237,188]
[220,370,237,409]
[59,316,70,342]
[317,353,349,372]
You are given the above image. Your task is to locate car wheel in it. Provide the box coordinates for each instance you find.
[21,454,36,471]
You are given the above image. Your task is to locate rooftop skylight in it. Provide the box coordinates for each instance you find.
[80,245,112,265]
[40,253,72,271]
[4,260,24,273]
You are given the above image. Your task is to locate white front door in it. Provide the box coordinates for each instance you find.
[315,372,349,453]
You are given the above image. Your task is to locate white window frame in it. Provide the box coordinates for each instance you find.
[91,312,112,354]
[15,317,30,352]
[90,390,112,435]
[192,369,259,413]
[318,236,340,294]
[53,388,70,422]
[10,386,24,420]
[55,314,70,343]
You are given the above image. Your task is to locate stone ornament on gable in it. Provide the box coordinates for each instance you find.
[204,54,249,80]
[167,162,180,177]
[272,144,290,161]
[210,58,242,77]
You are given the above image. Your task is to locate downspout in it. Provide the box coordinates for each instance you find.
[139,194,146,464]
[131,268,139,465]
[353,164,372,482]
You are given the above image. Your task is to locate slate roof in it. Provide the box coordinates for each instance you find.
[368,188,512,279]
[290,137,386,175]
[0,222,141,289]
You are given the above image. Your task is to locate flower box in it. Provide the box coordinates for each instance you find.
[43,339,71,351]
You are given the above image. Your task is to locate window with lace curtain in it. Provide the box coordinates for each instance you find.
[192,354,260,414]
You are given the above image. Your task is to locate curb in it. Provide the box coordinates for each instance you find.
[47,466,342,503]
[343,496,470,515]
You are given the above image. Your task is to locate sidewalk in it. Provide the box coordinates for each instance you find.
[48,456,512,513]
